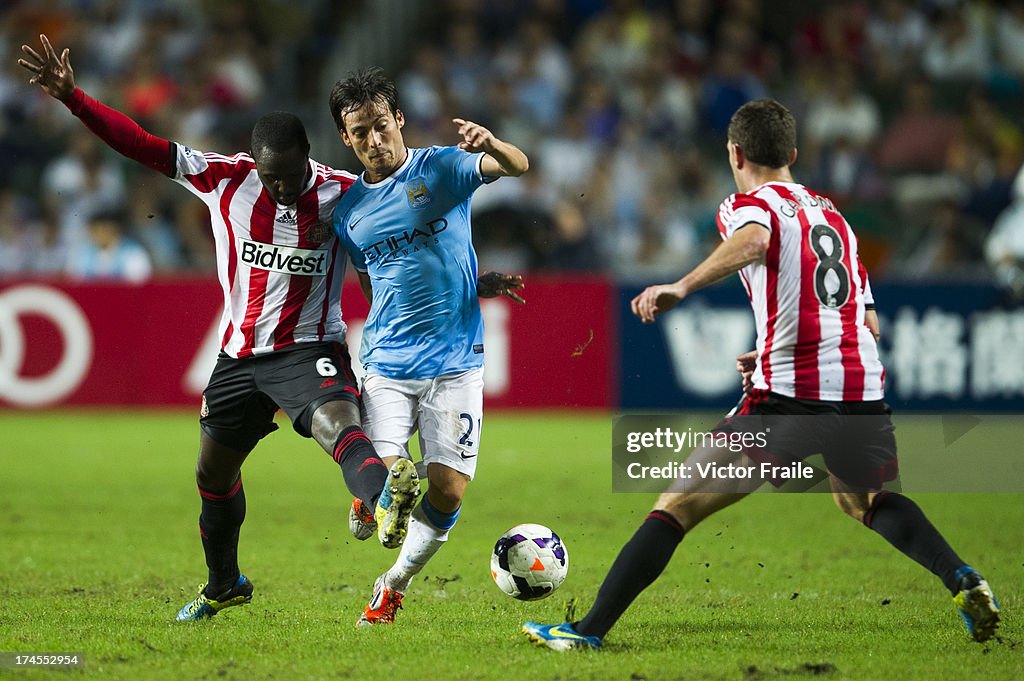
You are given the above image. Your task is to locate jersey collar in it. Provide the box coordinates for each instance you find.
[359,148,413,189]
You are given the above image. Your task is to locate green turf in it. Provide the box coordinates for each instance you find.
[0,411,1020,680]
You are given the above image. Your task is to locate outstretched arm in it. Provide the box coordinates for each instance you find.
[19,34,176,177]
[631,223,770,323]
[452,118,528,178]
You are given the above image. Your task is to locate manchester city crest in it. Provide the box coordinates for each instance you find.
[406,179,431,208]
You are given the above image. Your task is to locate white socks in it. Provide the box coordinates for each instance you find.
[384,502,451,593]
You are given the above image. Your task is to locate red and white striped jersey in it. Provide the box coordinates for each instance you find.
[717,182,885,401]
[173,144,356,358]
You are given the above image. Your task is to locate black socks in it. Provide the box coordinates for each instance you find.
[863,492,966,594]
[575,510,686,639]
[198,478,246,596]
[332,426,388,506]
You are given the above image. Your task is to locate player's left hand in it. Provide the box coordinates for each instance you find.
[477,271,525,304]
[736,350,757,394]
[453,118,496,153]
[18,34,76,102]
[865,309,880,342]
[631,283,685,323]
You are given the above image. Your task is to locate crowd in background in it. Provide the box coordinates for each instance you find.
[2,0,1024,291]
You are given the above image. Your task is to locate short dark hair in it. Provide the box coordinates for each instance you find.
[250,112,309,158]
[329,67,399,132]
[727,99,797,169]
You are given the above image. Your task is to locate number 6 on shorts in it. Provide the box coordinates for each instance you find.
[316,357,338,377]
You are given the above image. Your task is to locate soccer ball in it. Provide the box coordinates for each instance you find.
[490,523,569,601]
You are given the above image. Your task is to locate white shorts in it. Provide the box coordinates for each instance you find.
[361,368,484,479]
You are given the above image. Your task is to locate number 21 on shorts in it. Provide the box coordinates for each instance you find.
[459,412,480,447]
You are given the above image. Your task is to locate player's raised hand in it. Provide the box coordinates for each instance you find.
[631,282,686,323]
[452,118,496,153]
[477,271,525,304]
[18,34,76,102]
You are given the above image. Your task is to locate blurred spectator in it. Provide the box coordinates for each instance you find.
[482,77,536,156]
[543,199,604,272]
[398,45,449,128]
[701,45,767,132]
[803,63,882,200]
[444,20,490,115]
[717,13,779,82]
[536,109,600,197]
[671,0,713,77]
[124,179,185,273]
[173,201,217,275]
[866,0,928,82]
[995,1,1024,78]
[66,211,152,283]
[166,60,220,148]
[41,132,127,249]
[205,27,266,109]
[805,63,880,159]
[902,200,988,279]
[946,90,1023,225]
[876,80,958,173]
[792,1,866,66]
[620,45,698,144]
[920,8,991,83]
[493,15,572,130]
[0,183,42,275]
[576,72,621,144]
[82,0,144,79]
[986,163,1024,296]
[474,204,537,274]
[618,183,700,281]
[575,0,655,88]
[473,158,556,271]
[121,49,177,125]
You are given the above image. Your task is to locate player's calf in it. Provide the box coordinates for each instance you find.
[330,425,389,507]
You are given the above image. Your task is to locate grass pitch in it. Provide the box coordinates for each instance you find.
[0,411,1020,680]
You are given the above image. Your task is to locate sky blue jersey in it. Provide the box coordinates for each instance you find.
[334,145,489,380]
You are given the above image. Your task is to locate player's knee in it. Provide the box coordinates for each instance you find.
[195,452,241,493]
[195,464,239,493]
[310,400,361,449]
[426,482,464,515]
[832,491,868,522]
[425,464,469,513]
[654,494,704,532]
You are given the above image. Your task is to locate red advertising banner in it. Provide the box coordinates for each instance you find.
[0,277,614,410]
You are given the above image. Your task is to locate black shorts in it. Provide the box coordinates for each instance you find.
[199,341,360,452]
[717,389,899,490]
